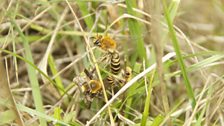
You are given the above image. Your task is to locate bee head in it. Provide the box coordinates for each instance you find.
[125,67,132,74]
[122,66,132,78]
[93,35,103,47]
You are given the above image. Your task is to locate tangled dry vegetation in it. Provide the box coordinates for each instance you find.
[0,0,224,126]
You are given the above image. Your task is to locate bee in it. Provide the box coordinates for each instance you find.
[73,69,102,100]
[93,35,120,69]
[75,80,102,94]
[73,72,88,91]
[93,35,117,53]
[105,66,132,96]
[93,35,121,85]
[121,66,132,85]
[73,78,102,102]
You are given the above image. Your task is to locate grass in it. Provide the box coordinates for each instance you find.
[1,0,224,126]
[162,0,197,109]
[48,54,65,95]
[17,104,69,126]
[141,70,156,126]
[9,4,47,126]
[125,0,146,62]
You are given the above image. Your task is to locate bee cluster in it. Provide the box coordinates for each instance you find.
[73,35,132,101]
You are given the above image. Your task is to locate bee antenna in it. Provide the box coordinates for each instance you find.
[84,68,92,79]
[91,67,96,74]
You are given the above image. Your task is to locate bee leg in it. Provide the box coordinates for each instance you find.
[99,52,111,64]
[118,79,125,87]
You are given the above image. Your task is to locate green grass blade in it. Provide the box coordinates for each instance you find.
[195,106,206,126]
[141,70,155,126]
[0,110,16,125]
[53,107,63,126]
[17,104,69,126]
[48,54,65,95]
[124,0,147,116]
[190,54,224,68]
[125,0,146,62]
[168,0,180,20]
[9,13,47,126]
[124,62,142,117]
[48,54,69,104]
[168,54,224,77]
[151,115,164,126]
[76,1,94,30]
[162,0,197,110]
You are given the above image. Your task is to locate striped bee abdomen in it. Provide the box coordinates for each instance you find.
[110,51,121,75]
[107,76,115,85]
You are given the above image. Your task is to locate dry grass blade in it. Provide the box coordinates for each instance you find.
[146,0,170,119]
[0,56,24,126]
[21,6,52,31]
[38,8,68,82]
[184,75,211,126]
[105,13,151,34]
[117,113,135,125]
